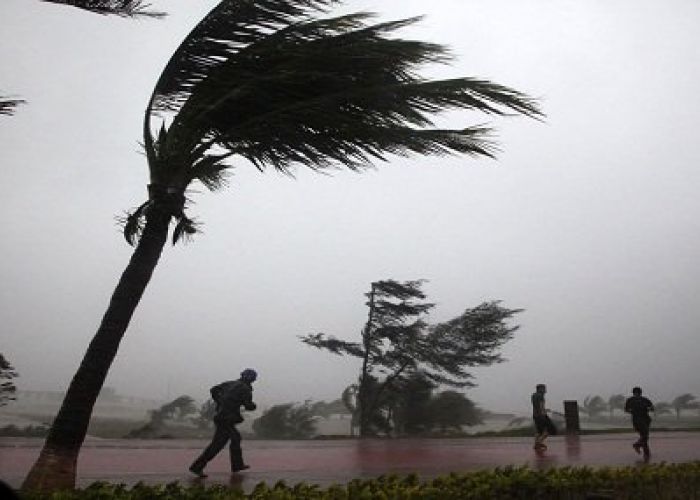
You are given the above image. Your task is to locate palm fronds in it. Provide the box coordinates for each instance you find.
[0,96,25,116]
[145,0,541,181]
[40,0,165,18]
[134,0,542,245]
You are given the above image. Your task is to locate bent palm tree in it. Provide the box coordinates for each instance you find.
[582,395,608,419]
[39,0,165,18]
[672,393,699,420]
[23,0,542,489]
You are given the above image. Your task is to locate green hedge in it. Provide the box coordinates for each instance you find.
[19,462,700,499]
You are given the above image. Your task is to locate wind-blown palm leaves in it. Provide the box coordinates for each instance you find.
[0,96,25,116]
[128,0,541,245]
[40,0,165,18]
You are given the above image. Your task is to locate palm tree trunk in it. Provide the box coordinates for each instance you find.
[22,206,171,491]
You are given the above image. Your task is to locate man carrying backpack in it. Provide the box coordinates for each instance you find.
[189,368,258,477]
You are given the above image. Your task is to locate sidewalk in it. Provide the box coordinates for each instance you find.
[2,433,699,491]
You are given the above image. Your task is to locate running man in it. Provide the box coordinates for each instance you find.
[189,369,258,477]
[624,386,654,459]
[532,383,556,450]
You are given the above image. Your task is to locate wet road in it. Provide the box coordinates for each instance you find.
[1,433,699,491]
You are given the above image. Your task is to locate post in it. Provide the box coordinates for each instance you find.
[563,400,580,434]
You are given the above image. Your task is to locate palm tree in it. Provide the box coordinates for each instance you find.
[607,394,625,418]
[671,393,699,420]
[0,96,25,116]
[39,0,165,18]
[581,395,608,419]
[654,401,674,416]
[23,0,541,490]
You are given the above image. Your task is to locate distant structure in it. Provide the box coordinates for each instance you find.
[2,388,163,421]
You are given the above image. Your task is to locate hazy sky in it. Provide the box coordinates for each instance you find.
[1,0,699,414]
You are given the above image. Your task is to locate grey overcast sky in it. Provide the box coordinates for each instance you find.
[1,0,699,414]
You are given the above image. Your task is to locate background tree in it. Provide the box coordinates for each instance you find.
[24,0,540,489]
[39,0,165,18]
[608,394,626,418]
[302,279,521,436]
[429,391,483,434]
[671,393,699,420]
[125,395,198,438]
[581,395,608,419]
[309,399,349,418]
[654,401,674,416]
[191,399,217,430]
[252,402,316,439]
[0,354,19,407]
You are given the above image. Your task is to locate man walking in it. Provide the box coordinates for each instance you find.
[189,368,258,477]
[624,386,654,459]
[532,383,556,450]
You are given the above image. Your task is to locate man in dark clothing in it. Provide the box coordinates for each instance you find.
[532,383,556,450]
[624,386,654,458]
[189,369,258,477]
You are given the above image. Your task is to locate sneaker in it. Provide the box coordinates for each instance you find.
[632,443,641,454]
[231,465,250,473]
[189,465,207,478]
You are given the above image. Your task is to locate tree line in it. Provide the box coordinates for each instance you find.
[581,393,700,420]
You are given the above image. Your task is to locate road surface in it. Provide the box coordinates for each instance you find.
[2,433,699,491]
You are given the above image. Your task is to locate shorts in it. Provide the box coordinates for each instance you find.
[534,415,557,435]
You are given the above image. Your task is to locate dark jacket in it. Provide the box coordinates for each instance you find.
[625,395,654,423]
[210,379,256,424]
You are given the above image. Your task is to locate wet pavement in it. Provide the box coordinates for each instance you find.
[1,433,699,491]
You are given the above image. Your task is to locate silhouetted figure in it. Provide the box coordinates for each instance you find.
[532,383,557,450]
[189,368,258,477]
[624,386,654,459]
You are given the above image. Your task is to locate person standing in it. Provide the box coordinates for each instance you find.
[532,383,556,450]
[624,386,654,458]
[189,369,258,477]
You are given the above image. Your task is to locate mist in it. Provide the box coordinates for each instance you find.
[1,0,698,416]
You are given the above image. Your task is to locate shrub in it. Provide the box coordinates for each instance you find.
[17,462,700,499]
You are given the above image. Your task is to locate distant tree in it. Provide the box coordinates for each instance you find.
[671,394,699,420]
[654,402,674,416]
[429,390,483,434]
[151,395,198,424]
[125,395,198,438]
[302,280,521,436]
[252,402,316,439]
[608,394,626,418]
[191,399,216,430]
[309,399,349,418]
[24,0,540,489]
[0,354,19,406]
[581,395,608,419]
[39,0,165,18]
